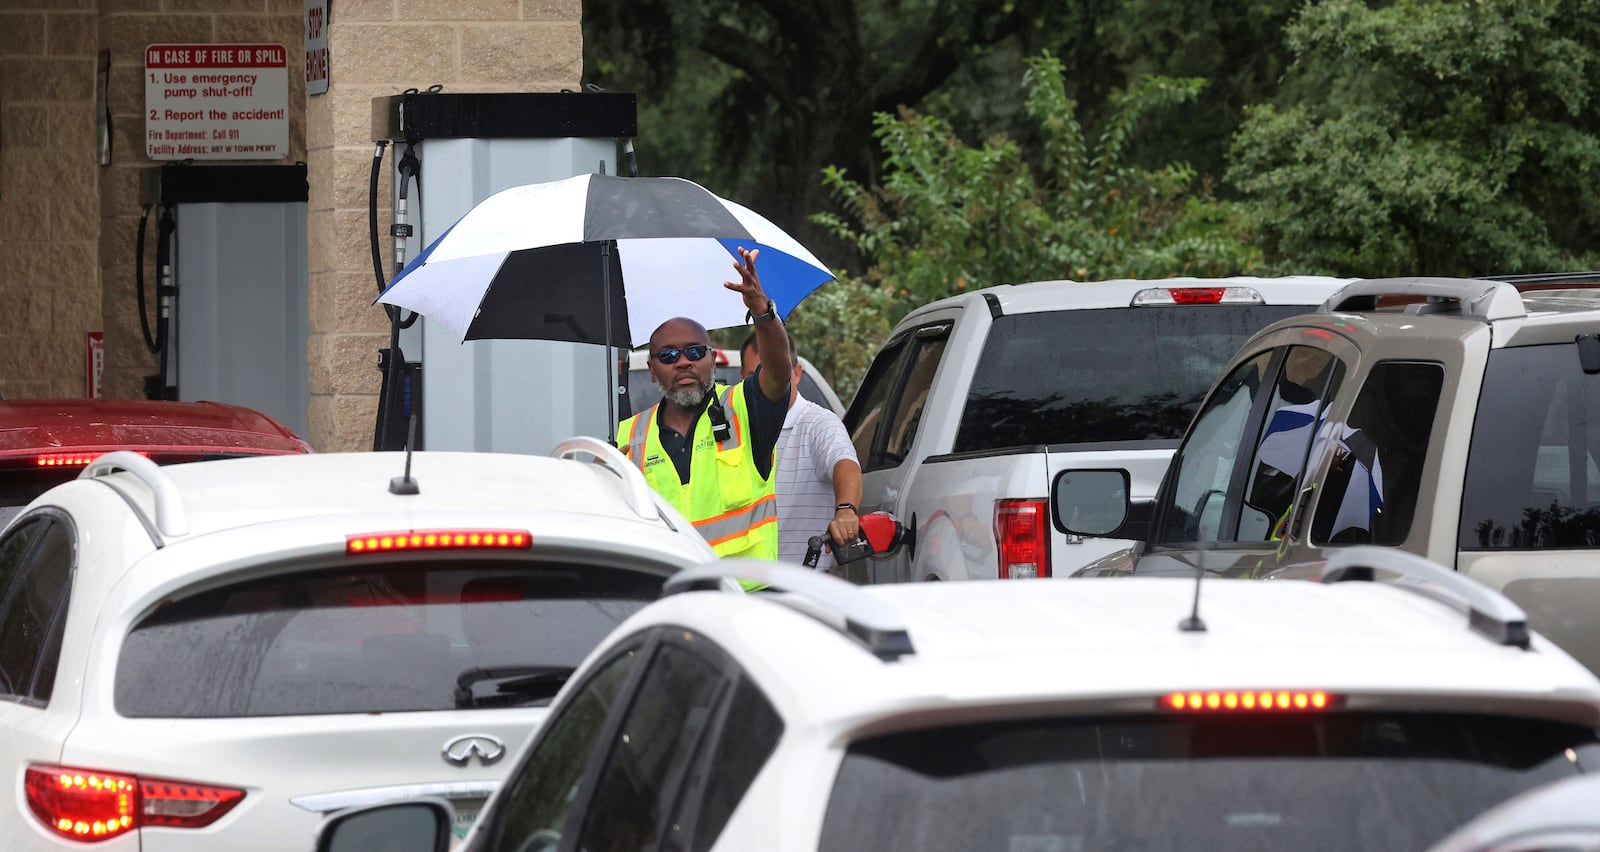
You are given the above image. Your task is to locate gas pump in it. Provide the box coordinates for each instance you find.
[370,89,637,454]
[136,164,310,436]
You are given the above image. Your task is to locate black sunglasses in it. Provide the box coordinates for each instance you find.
[653,344,711,365]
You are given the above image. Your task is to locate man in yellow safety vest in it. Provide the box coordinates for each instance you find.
[618,247,794,577]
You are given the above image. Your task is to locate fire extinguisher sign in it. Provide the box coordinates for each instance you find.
[145,43,289,161]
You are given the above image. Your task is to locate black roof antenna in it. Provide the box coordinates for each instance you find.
[389,413,421,495]
[1179,528,1210,633]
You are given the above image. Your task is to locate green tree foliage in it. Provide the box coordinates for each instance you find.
[811,53,1261,318]
[582,0,1081,264]
[1227,0,1600,276]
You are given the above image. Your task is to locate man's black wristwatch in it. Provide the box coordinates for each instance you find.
[751,299,779,323]
[835,502,858,515]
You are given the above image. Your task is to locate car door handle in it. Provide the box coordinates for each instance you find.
[1287,484,1316,541]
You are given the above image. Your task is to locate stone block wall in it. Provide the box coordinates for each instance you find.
[0,1,102,399]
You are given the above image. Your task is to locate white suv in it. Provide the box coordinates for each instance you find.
[1059,276,1600,674]
[0,439,713,851]
[319,548,1600,852]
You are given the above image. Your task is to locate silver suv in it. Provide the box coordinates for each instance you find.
[1058,276,1600,674]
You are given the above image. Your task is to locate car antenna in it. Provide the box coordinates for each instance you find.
[1179,528,1209,633]
[389,413,421,495]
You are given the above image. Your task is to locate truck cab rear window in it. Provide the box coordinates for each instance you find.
[115,560,661,717]
[955,306,1306,452]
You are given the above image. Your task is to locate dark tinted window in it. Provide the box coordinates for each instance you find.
[955,306,1307,452]
[1,470,82,509]
[115,560,661,717]
[1312,361,1444,546]
[1462,343,1600,549]
[1238,348,1344,541]
[1156,351,1276,544]
[882,331,950,464]
[819,713,1598,852]
[0,518,72,703]
[578,641,729,852]
[484,646,641,852]
[845,336,912,463]
[21,522,73,702]
[681,676,784,852]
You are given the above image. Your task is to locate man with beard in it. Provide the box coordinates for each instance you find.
[617,247,793,567]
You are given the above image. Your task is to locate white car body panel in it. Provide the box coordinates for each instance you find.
[0,449,714,851]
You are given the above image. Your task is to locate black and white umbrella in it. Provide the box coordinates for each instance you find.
[376,173,835,348]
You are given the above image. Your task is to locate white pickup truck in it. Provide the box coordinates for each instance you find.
[844,275,1353,582]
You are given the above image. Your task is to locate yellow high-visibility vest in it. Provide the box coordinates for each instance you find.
[619,383,778,562]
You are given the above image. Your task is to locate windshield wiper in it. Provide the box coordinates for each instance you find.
[454,665,575,709]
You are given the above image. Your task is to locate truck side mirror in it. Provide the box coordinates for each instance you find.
[316,799,453,852]
[1052,469,1131,537]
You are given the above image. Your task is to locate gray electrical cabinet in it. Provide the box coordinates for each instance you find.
[138,165,311,438]
[371,91,637,455]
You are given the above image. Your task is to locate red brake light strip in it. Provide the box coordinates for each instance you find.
[1163,690,1334,711]
[347,529,533,554]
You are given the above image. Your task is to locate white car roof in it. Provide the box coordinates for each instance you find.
[897,275,1357,325]
[614,570,1600,735]
[70,450,701,543]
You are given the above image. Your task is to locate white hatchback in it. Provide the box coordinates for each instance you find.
[0,439,714,851]
[321,548,1600,852]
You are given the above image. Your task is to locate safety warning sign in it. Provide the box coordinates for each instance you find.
[145,43,289,161]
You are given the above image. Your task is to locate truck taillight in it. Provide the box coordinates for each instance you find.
[995,499,1050,579]
[24,765,244,842]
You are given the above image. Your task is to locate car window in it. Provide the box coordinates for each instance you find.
[844,335,912,466]
[1237,347,1344,541]
[1311,361,1444,546]
[882,329,951,464]
[0,516,72,704]
[1461,342,1600,549]
[577,639,731,852]
[1155,350,1277,544]
[114,560,661,717]
[482,645,642,852]
[818,712,1600,852]
[955,306,1310,452]
[677,675,784,852]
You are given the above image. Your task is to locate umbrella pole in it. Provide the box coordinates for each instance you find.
[602,238,617,446]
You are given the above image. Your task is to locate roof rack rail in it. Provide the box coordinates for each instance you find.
[553,436,659,522]
[1321,277,1526,322]
[79,450,189,539]
[1321,547,1529,649]
[1480,271,1600,287]
[663,560,916,661]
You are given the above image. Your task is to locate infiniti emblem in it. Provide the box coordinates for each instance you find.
[443,733,507,767]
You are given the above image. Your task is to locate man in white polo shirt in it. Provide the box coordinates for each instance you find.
[741,333,862,570]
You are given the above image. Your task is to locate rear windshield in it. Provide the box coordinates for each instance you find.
[1461,341,1600,549]
[954,306,1308,452]
[820,712,1599,852]
[116,560,661,717]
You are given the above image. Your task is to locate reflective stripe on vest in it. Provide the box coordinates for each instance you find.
[617,383,777,561]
